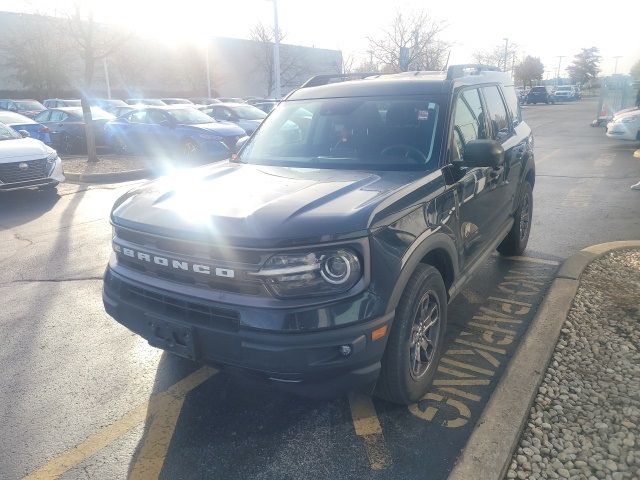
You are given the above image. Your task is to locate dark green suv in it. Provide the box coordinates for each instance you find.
[103,64,535,404]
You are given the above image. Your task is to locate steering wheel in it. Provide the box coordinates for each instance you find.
[380,144,428,164]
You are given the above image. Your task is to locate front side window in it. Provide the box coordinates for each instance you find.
[167,108,213,125]
[0,123,20,140]
[451,88,487,161]
[501,86,522,126]
[482,86,511,141]
[49,110,68,122]
[239,97,441,171]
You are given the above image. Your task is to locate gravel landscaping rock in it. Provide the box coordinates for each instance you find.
[61,154,217,176]
[506,249,640,480]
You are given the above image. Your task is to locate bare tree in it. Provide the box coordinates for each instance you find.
[250,22,308,97]
[68,3,130,162]
[514,56,544,88]
[367,10,450,73]
[473,43,519,71]
[2,15,71,95]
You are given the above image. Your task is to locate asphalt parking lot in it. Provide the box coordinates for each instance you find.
[2,98,639,480]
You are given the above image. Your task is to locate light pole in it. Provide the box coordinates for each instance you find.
[503,38,509,72]
[205,41,212,98]
[102,57,111,99]
[270,0,281,99]
[555,55,565,87]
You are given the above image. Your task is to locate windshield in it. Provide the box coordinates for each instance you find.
[14,100,44,110]
[64,99,82,106]
[0,123,20,140]
[163,98,192,104]
[233,105,267,120]
[531,87,546,92]
[238,97,441,171]
[168,108,215,124]
[0,111,34,124]
[556,86,572,91]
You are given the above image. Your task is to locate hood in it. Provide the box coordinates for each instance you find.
[187,122,246,137]
[111,162,430,247]
[0,137,53,161]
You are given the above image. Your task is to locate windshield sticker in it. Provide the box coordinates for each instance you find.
[418,110,429,121]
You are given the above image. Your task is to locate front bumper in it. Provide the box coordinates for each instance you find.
[103,267,392,398]
[606,123,637,141]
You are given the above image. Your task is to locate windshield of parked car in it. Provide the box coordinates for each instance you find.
[163,99,192,104]
[167,108,215,124]
[238,97,441,171]
[0,122,21,140]
[64,100,82,106]
[231,105,267,120]
[0,111,34,124]
[66,107,115,120]
[14,100,44,110]
[531,87,546,93]
[556,86,572,91]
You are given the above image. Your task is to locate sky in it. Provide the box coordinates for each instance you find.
[2,0,639,77]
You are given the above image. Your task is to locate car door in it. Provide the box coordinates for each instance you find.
[147,109,176,153]
[448,87,506,268]
[127,110,152,152]
[480,85,519,227]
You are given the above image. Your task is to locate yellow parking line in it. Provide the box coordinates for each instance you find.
[348,392,392,470]
[24,366,217,480]
[500,255,560,266]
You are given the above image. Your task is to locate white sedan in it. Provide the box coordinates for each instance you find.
[0,122,64,192]
[606,108,640,142]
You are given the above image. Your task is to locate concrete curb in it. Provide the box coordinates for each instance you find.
[64,168,151,184]
[449,240,640,480]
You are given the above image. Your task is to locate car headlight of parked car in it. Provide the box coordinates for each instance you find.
[249,249,362,298]
[46,151,59,171]
[199,133,223,141]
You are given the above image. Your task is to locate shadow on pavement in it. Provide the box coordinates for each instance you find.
[0,187,61,229]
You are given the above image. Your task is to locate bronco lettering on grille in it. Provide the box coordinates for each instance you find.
[114,244,235,278]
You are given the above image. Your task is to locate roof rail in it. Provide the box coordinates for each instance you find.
[300,72,381,88]
[446,64,502,80]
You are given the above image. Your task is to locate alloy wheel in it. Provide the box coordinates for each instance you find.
[409,290,441,380]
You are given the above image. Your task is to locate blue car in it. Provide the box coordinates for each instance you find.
[0,110,51,144]
[104,106,246,159]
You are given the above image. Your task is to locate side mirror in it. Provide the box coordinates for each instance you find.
[18,130,30,138]
[461,139,504,168]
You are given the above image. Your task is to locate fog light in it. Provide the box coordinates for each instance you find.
[339,345,352,357]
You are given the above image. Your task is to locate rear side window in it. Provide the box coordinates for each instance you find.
[482,86,511,142]
[49,110,67,122]
[501,86,522,126]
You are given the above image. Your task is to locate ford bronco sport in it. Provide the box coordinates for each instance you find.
[103,65,535,404]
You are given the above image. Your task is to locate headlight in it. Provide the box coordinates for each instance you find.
[250,249,362,298]
[46,151,58,164]
[199,133,223,141]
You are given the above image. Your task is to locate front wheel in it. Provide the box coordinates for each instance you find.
[498,181,533,256]
[375,264,447,404]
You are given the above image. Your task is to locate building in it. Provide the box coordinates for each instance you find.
[0,11,342,99]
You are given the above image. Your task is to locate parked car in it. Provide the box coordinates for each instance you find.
[0,122,63,192]
[103,66,535,404]
[606,108,640,141]
[0,111,51,144]
[34,107,115,153]
[0,99,46,118]
[161,98,193,105]
[126,99,167,106]
[43,99,82,108]
[526,86,555,104]
[111,106,138,118]
[202,103,267,135]
[553,86,578,102]
[104,106,246,159]
[216,97,245,103]
[190,98,221,105]
[253,101,278,113]
[91,98,128,113]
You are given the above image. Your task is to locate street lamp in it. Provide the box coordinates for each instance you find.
[555,55,565,87]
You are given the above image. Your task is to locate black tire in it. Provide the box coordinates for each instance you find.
[375,264,447,404]
[39,182,59,195]
[498,181,533,256]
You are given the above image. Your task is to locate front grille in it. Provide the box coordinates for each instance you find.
[106,271,240,330]
[0,158,48,184]
[114,227,268,296]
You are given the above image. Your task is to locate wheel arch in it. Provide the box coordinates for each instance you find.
[385,232,459,314]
